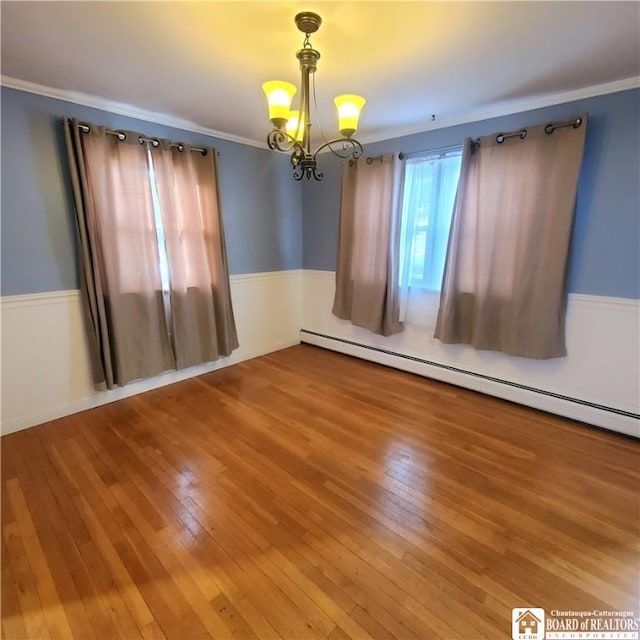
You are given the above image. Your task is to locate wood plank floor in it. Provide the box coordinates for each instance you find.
[2,344,638,639]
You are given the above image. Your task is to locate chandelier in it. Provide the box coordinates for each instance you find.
[262,12,366,181]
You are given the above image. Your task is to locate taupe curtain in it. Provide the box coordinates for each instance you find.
[64,119,175,388]
[434,117,587,358]
[64,118,238,389]
[332,154,404,336]
[151,143,238,369]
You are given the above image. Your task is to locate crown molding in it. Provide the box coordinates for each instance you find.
[0,75,265,149]
[2,74,638,151]
[358,76,640,146]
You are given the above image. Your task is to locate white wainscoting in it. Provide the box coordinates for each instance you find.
[302,270,640,437]
[1,270,303,435]
[3,269,638,437]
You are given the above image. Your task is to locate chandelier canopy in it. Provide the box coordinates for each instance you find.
[262,12,366,181]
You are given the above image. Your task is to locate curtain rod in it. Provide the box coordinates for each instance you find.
[75,121,216,156]
[348,152,408,165]
[348,116,584,164]
[474,116,584,146]
[381,117,584,161]
[398,144,462,161]
[359,147,459,163]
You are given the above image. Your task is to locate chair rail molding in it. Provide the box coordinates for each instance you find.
[2,268,638,437]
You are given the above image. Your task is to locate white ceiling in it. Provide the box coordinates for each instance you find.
[1,2,639,145]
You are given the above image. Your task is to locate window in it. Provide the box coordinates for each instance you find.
[398,147,462,328]
[398,147,462,291]
[146,149,171,295]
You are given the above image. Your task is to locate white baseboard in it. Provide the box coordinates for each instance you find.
[302,270,640,438]
[0,338,299,436]
[1,270,303,435]
[300,331,638,438]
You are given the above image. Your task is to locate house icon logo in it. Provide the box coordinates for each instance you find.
[512,608,545,640]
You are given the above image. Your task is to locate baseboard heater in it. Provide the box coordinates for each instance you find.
[300,329,640,423]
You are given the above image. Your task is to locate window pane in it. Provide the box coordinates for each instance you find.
[146,150,171,294]
[411,230,427,281]
[399,149,462,291]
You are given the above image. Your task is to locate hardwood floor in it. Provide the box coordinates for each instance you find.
[1,344,638,639]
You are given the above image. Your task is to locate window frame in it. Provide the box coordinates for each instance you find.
[398,145,463,292]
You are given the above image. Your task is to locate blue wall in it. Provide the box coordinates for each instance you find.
[1,87,302,295]
[2,86,638,299]
[303,89,640,299]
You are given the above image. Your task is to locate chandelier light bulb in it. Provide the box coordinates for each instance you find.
[334,95,366,138]
[286,111,306,143]
[262,81,297,130]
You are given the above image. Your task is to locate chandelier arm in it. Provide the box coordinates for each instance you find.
[312,137,364,160]
[267,129,305,155]
[288,64,307,145]
[311,65,331,149]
